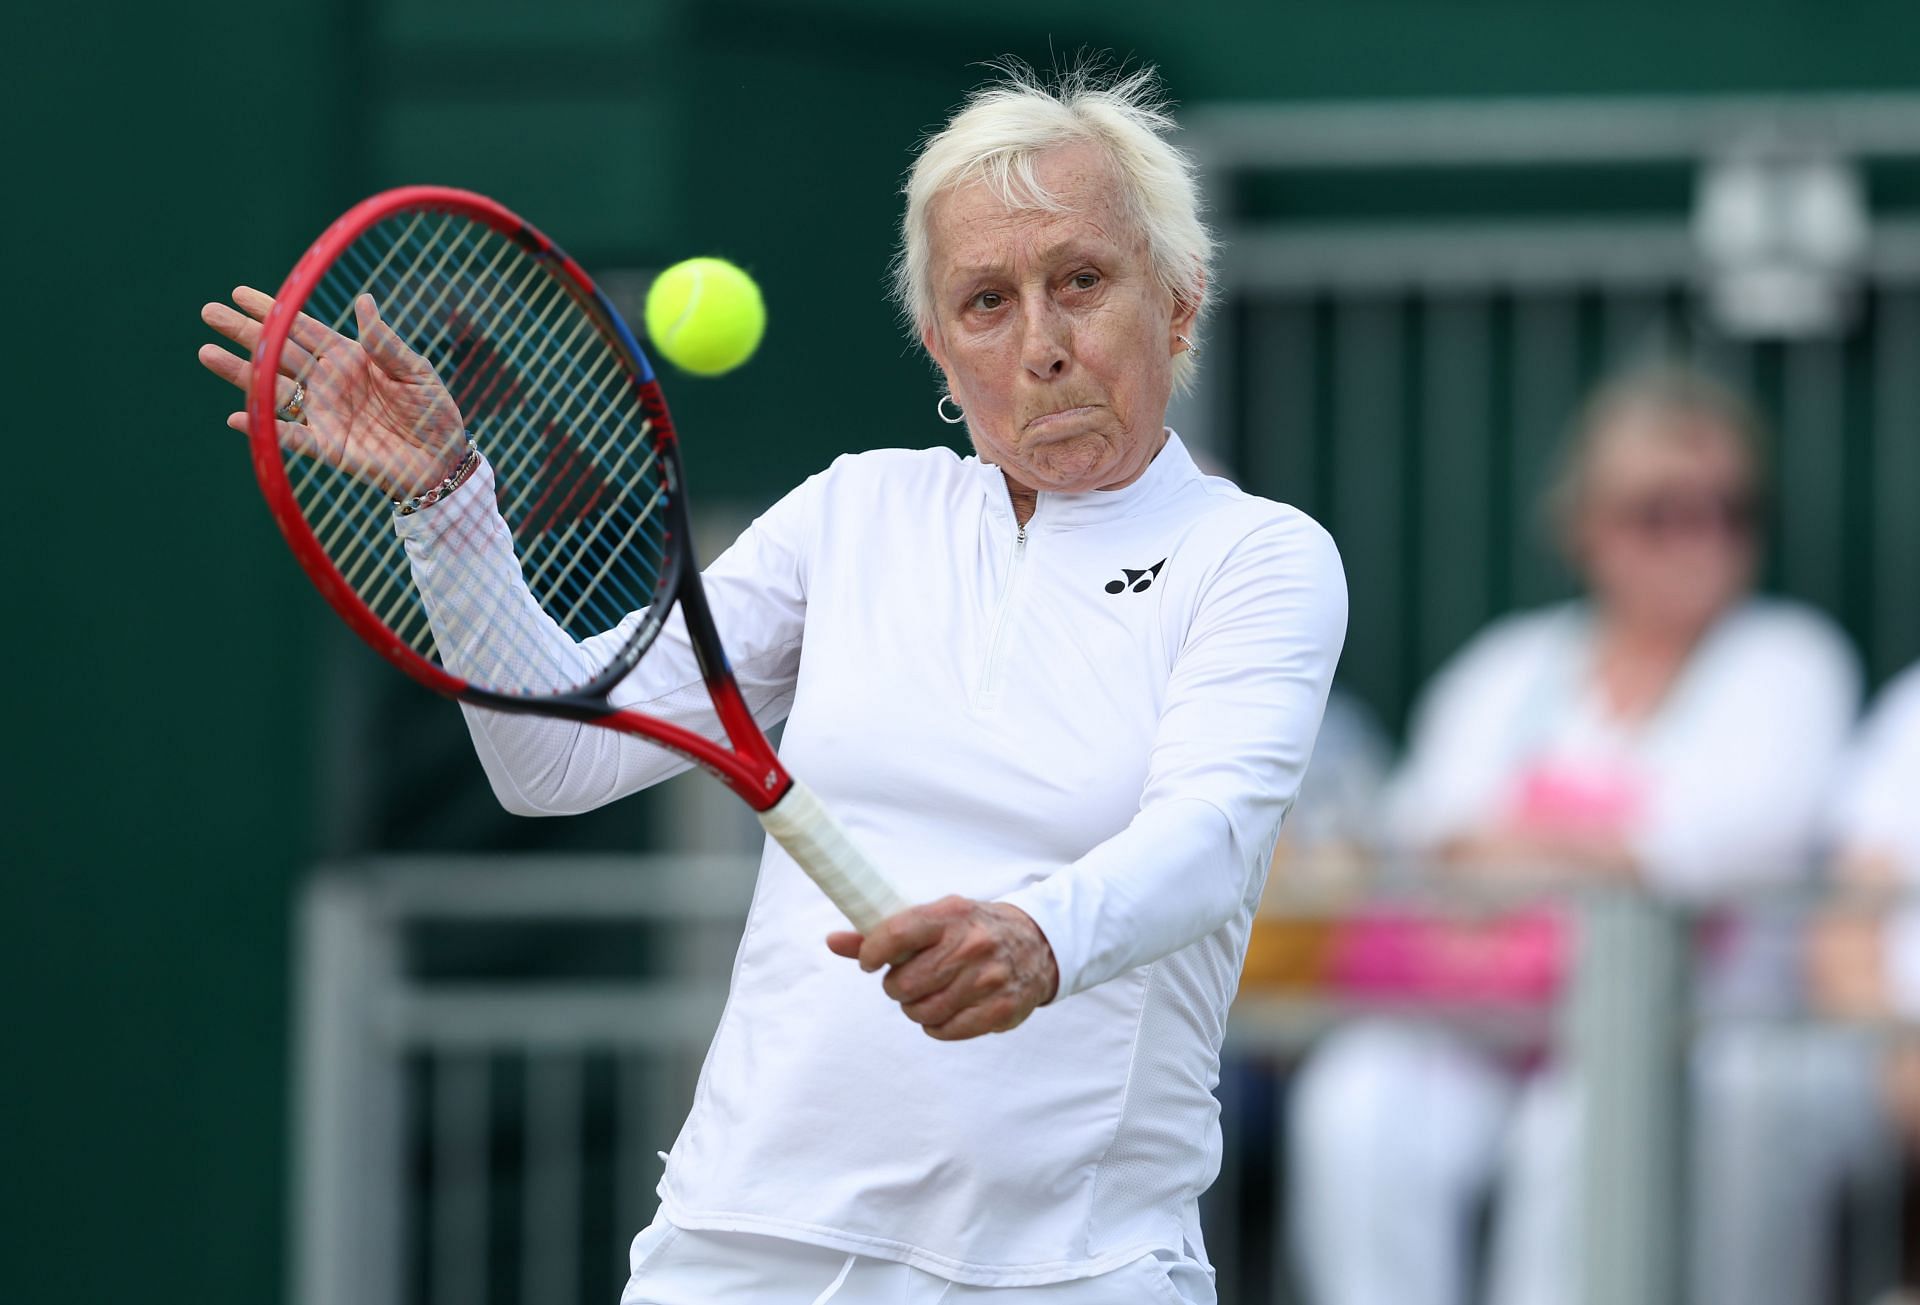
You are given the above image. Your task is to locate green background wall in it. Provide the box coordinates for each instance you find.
[12,2,1920,1302]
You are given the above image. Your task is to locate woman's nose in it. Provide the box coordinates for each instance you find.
[1019,302,1070,378]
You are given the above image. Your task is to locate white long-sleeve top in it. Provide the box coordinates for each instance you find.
[393,432,1348,1285]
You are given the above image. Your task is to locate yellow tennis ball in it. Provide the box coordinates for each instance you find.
[644,256,766,377]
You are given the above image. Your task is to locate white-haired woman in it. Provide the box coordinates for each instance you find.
[1287,366,1857,1305]
[199,63,1346,1302]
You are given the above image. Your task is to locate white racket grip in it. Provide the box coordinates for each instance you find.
[758,779,910,932]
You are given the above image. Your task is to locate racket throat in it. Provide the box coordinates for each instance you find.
[702,672,788,807]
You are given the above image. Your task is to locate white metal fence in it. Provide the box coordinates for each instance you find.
[291,856,753,1305]
[291,857,1909,1305]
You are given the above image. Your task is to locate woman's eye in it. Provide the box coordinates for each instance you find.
[972,291,1004,311]
[1070,271,1100,290]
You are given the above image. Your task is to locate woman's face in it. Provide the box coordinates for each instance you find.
[1572,409,1760,637]
[920,142,1196,496]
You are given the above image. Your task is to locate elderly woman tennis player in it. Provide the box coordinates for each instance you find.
[216,63,1345,1302]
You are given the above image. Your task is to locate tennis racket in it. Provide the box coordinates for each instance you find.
[237,184,907,932]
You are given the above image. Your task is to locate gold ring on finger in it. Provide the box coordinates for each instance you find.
[276,380,308,424]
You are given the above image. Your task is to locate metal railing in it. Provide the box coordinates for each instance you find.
[289,855,1906,1305]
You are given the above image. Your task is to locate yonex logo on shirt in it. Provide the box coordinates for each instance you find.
[1105,559,1166,595]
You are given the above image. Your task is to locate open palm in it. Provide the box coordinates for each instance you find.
[199,286,468,498]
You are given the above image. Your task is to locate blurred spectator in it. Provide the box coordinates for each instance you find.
[1637,635,1920,1305]
[1709,664,1920,1305]
[1815,662,1920,1036]
[1287,364,1859,1305]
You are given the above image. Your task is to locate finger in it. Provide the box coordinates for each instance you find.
[899,975,967,1026]
[205,352,315,429]
[826,931,864,960]
[857,912,945,973]
[198,342,250,391]
[923,996,1025,1042]
[883,946,969,1004]
[355,294,431,382]
[203,302,316,376]
[896,947,1015,1013]
[233,285,347,357]
[203,301,268,354]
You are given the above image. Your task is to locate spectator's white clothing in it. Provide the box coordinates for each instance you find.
[1292,1022,1889,1305]
[396,434,1347,1287]
[1288,1023,1536,1305]
[1385,599,1858,903]
[1292,598,1858,1305]
[1831,664,1920,1014]
[1831,663,1920,875]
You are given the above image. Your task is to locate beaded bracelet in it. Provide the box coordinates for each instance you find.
[393,437,480,517]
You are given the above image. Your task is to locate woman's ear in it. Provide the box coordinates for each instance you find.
[1172,273,1206,341]
[922,324,961,404]
[921,323,949,376]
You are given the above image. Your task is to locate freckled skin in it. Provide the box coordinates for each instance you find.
[921,141,1198,523]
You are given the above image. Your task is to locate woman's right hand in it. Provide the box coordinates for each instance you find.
[198,286,468,497]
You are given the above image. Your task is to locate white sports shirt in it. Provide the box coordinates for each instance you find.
[395,432,1348,1286]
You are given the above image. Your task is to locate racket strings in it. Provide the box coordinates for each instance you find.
[354,221,665,679]
[279,209,676,697]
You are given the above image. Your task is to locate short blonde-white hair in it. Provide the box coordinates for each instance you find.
[892,60,1215,395]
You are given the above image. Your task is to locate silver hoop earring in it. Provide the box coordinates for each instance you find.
[1175,333,1200,359]
[937,394,965,425]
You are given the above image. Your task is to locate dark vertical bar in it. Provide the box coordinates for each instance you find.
[432,1052,492,1305]
[1331,294,1407,723]
[522,1054,583,1305]
[1872,289,1920,679]
[1778,338,1848,611]
[1203,1065,1246,1304]
[1245,298,1322,515]
[1508,292,1581,607]
[615,1049,678,1264]
[1418,292,1495,676]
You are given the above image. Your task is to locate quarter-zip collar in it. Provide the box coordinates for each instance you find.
[973,428,1199,534]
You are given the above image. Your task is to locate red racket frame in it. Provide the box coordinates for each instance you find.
[247,185,790,809]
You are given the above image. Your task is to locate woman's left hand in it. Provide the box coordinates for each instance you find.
[828,897,1059,1040]
[199,286,469,496]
